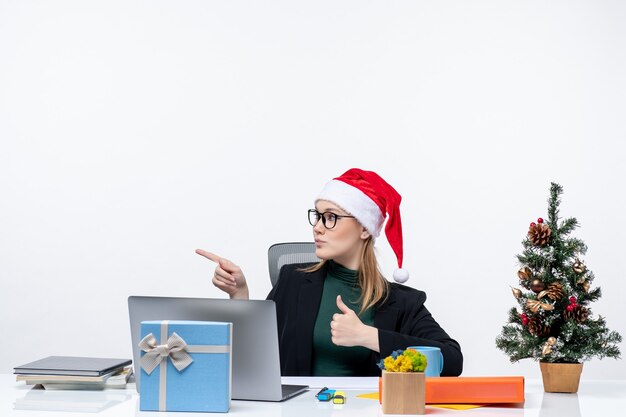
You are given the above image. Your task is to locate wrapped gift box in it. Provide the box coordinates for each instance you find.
[139,320,232,413]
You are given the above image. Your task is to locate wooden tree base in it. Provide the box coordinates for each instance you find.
[540,362,583,393]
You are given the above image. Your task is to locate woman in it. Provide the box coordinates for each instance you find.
[197,168,463,376]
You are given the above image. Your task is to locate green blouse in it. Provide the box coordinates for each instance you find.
[311,260,375,376]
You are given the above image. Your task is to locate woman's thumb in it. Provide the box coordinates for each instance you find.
[336,295,353,314]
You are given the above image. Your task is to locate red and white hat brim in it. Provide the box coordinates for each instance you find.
[316,179,384,238]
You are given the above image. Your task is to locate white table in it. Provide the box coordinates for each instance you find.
[2,374,625,416]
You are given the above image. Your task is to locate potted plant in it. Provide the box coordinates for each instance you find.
[496,183,622,393]
[378,348,428,414]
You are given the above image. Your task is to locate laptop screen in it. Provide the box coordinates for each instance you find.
[128,296,287,401]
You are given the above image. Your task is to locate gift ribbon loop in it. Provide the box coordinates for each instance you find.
[139,332,193,375]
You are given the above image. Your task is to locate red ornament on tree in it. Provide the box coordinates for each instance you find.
[537,218,544,224]
[566,304,575,312]
[520,313,529,326]
[569,296,577,304]
[530,222,536,227]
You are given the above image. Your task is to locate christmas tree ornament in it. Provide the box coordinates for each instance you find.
[581,281,590,293]
[526,299,554,313]
[526,300,540,313]
[544,282,565,301]
[542,337,557,355]
[575,277,591,293]
[573,258,586,274]
[528,222,551,246]
[566,296,578,312]
[528,315,551,336]
[564,305,589,323]
[531,279,545,293]
[520,313,529,326]
[511,287,522,299]
[537,218,544,223]
[517,267,532,281]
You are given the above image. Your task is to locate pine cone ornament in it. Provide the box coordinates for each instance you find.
[528,315,551,336]
[544,282,565,301]
[564,305,589,323]
[528,223,551,246]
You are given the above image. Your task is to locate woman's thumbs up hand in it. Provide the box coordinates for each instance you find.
[331,295,379,352]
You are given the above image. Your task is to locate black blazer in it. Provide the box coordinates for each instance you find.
[266,262,463,376]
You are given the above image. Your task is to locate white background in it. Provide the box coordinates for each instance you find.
[1,0,625,379]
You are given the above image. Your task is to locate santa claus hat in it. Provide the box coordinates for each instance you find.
[316,168,409,283]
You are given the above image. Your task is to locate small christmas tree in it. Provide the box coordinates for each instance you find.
[496,183,621,364]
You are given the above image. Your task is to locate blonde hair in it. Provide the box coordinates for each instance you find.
[303,237,389,315]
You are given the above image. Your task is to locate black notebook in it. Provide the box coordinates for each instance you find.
[14,356,132,377]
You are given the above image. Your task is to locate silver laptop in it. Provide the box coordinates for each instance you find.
[128,296,308,401]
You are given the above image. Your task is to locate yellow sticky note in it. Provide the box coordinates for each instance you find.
[356,392,379,400]
[355,392,486,410]
[429,404,486,410]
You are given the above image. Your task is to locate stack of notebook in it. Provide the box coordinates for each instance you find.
[14,356,133,390]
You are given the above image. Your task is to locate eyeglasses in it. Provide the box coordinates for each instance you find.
[308,209,355,229]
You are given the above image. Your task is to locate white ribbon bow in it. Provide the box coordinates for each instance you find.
[139,332,193,375]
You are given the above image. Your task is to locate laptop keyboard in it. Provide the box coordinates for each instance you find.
[281,384,308,399]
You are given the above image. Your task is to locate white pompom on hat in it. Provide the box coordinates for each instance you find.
[316,168,409,283]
